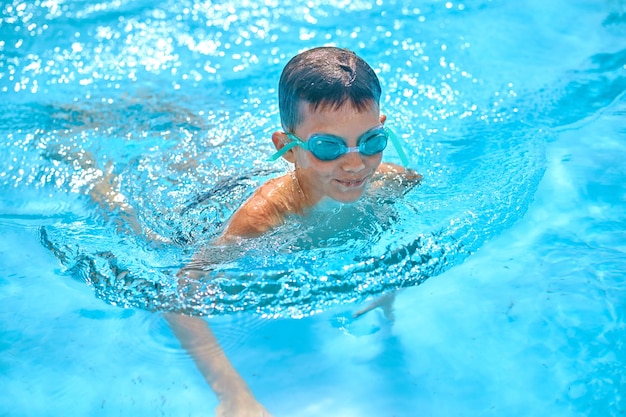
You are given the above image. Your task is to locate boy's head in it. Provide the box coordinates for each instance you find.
[272,47,387,204]
[278,47,382,132]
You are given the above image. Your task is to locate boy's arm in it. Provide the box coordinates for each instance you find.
[166,243,275,417]
[370,162,423,195]
[166,187,289,417]
[355,163,421,319]
[164,313,273,417]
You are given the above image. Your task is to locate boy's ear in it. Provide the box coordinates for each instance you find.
[272,131,296,163]
[380,114,387,124]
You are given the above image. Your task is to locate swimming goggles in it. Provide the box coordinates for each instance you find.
[267,124,409,167]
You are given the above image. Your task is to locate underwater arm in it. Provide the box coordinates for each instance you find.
[355,163,419,318]
[370,162,423,196]
[163,177,298,415]
[165,313,273,417]
[165,247,275,416]
[376,162,423,182]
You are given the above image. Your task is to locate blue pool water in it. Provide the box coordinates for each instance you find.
[1,0,625,416]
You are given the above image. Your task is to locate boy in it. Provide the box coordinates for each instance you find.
[167,46,421,417]
[185,46,419,245]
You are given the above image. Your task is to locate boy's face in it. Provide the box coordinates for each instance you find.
[289,101,384,204]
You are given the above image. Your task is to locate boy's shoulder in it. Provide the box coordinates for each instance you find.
[222,174,303,239]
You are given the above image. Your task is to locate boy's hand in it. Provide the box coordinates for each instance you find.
[401,168,423,182]
[352,292,397,321]
[216,390,274,417]
[371,163,423,196]
[376,162,423,181]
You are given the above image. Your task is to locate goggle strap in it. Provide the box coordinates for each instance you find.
[384,127,410,167]
[266,137,303,162]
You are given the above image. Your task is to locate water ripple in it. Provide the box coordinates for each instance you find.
[0,0,559,318]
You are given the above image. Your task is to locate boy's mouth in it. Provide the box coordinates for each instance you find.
[335,177,366,188]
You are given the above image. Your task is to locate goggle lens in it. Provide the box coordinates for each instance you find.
[308,127,388,161]
[268,124,409,167]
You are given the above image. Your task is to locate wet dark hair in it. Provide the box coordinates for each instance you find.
[278,46,382,132]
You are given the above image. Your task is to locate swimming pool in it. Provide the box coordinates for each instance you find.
[1,0,625,416]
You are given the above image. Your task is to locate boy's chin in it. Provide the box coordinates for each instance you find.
[329,190,366,204]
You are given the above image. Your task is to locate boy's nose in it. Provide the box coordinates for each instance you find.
[340,151,365,172]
